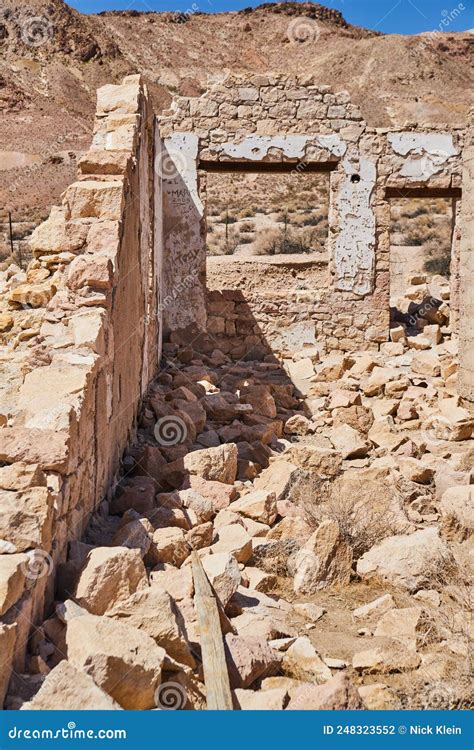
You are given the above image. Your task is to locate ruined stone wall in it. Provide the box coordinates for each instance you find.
[159,74,464,353]
[459,111,474,402]
[0,75,162,704]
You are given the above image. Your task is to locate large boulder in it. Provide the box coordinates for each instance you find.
[286,672,363,710]
[106,587,195,667]
[21,661,122,710]
[163,444,238,488]
[229,490,277,526]
[225,634,281,689]
[66,611,165,709]
[293,520,353,594]
[357,528,451,592]
[283,636,332,683]
[74,547,148,615]
[201,553,241,606]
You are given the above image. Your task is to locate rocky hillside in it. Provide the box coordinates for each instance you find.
[0,0,473,224]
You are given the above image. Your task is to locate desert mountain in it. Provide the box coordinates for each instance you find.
[1,0,473,222]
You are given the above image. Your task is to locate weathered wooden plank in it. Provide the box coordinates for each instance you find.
[191,552,233,710]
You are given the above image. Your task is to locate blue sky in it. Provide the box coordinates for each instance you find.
[68,0,474,34]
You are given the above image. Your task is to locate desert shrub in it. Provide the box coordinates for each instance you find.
[240,220,255,232]
[289,472,401,559]
[425,252,451,277]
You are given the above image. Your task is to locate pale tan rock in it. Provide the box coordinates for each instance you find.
[97,79,140,115]
[22,661,122,710]
[245,567,277,593]
[149,563,194,601]
[267,516,313,543]
[107,587,195,667]
[357,528,451,592]
[314,353,349,381]
[287,358,314,381]
[29,206,88,257]
[439,486,474,541]
[0,554,29,616]
[163,444,238,487]
[284,414,312,435]
[412,351,441,377]
[0,461,46,490]
[67,255,113,292]
[0,487,54,552]
[230,490,277,526]
[407,335,431,351]
[64,180,124,221]
[374,606,426,649]
[352,594,395,620]
[112,517,153,557]
[179,488,214,522]
[201,552,241,606]
[390,326,406,344]
[0,313,13,332]
[66,611,165,709]
[329,423,369,459]
[293,603,326,622]
[234,687,287,710]
[68,310,106,353]
[211,523,252,563]
[253,460,299,502]
[397,457,434,484]
[283,636,332,683]
[287,672,363,710]
[186,521,213,549]
[353,646,421,673]
[283,445,342,477]
[368,417,406,453]
[358,682,401,709]
[225,633,281,688]
[8,281,57,308]
[294,520,352,594]
[0,624,17,708]
[74,547,148,615]
[152,527,190,567]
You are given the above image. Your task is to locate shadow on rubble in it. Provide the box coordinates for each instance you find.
[390,293,447,338]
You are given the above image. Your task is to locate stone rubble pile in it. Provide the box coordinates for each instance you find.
[6,276,472,710]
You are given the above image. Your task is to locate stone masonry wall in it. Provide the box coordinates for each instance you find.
[0,75,161,705]
[459,111,474,402]
[159,74,464,353]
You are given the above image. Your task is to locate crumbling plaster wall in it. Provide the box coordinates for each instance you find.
[0,75,161,704]
[159,74,464,353]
